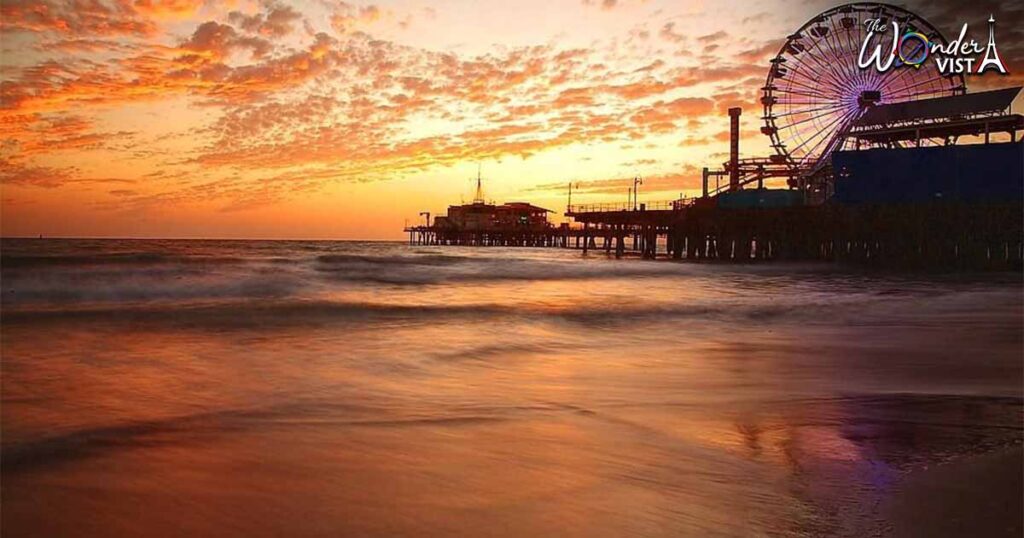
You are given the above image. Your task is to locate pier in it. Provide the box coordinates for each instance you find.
[407,95,1023,269]
[563,199,1023,269]
[405,223,571,248]
[406,195,1023,269]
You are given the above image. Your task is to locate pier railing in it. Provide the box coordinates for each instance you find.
[567,198,697,214]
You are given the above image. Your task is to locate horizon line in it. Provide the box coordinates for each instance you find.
[0,236,410,242]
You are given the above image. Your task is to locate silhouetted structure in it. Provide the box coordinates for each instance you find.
[407,201,562,246]
[565,87,1023,269]
[408,4,1024,269]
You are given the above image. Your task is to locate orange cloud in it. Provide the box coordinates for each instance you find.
[134,0,206,19]
[0,160,78,188]
[659,22,685,44]
[180,21,273,60]
[1,0,157,36]
[6,114,134,157]
[1,1,798,223]
[227,4,301,37]
[582,0,618,10]
[631,97,714,126]
[329,3,383,34]
[531,167,703,196]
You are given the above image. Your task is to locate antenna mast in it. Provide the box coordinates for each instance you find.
[472,163,485,204]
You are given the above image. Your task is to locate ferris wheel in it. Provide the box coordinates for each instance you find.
[761,3,966,173]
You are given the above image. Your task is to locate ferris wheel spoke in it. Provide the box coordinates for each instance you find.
[781,35,849,91]
[778,80,843,105]
[906,73,952,97]
[806,106,865,162]
[777,106,848,133]
[792,22,864,95]
[892,87,959,101]
[774,83,838,101]
[771,102,848,119]
[788,106,860,158]
[778,101,847,107]
[850,16,885,90]
[778,101,860,157]
[884,59,940,98]
[829,36,871,98]
[889,75,949,98]
[831,9,887,92]
[789,45,859,97]
[782,68,847,97]
[782,60,854,100]
[772,106,843,159]
[807,53,862,99]
[822,15,862,89]
[774,87,841,101]
[842,13,874,90]
[777,125,824,152]
[775,110,852,162]
[775,70,837,95]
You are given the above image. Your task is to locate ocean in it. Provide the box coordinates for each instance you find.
[2,238,1021,537]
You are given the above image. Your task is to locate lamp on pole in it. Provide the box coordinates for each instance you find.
[568,181,580,212]
[633,175,643,211]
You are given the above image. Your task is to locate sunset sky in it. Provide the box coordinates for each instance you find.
[2,0,1022,239]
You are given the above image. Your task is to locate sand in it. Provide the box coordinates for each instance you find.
[881,445,1023,537]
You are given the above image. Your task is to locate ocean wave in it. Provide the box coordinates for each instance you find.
[3,241,1019,323]
[314,257,709,285]
[0,293,938,329]
[2,253,703,298]
[315,253,468,266]
[1,270,303,304]
[0,299,510,326]
[1,253,255,268]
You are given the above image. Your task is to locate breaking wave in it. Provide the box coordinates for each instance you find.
[2,238,1019,330]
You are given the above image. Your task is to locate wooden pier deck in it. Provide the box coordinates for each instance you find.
[407,197,1022,269]
[565,200,1023,269]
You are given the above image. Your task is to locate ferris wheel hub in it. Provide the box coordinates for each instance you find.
[858,90,882,108]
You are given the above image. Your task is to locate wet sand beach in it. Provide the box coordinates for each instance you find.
[2,239,1022,537]
[882,445,1022,538]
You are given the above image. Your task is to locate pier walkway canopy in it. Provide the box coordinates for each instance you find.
[834,86,1024,206]
[847,87,1023,147]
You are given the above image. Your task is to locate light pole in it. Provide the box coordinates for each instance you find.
[633,176,643,211]
[568,181,580,212]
